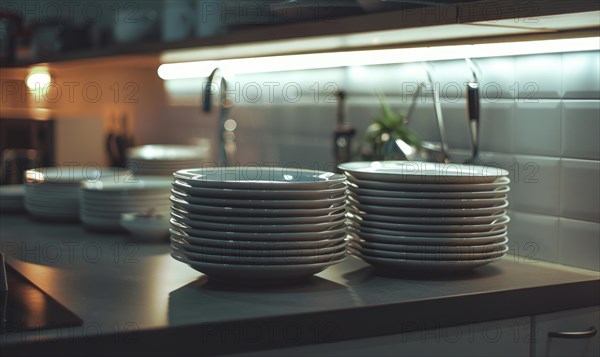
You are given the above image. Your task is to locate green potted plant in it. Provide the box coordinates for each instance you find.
[359,93,421,161]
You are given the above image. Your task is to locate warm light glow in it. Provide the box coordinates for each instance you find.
[158,37,600,80]
[25,68,52,89]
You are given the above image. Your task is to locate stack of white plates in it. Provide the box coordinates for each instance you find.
[127,145,209,176]
[24,167,124,221]
[80,176,172,232]
[0,185,25,213]
[339,161,510,272]
[169,167,348,283]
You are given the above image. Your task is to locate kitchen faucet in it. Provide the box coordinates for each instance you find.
[202,68,233,165]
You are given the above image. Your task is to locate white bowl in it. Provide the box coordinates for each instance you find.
[121,212,170,243]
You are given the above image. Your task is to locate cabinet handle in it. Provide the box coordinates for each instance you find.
[548,327,597,339]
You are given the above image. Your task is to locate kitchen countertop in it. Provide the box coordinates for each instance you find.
[1,214,598,356]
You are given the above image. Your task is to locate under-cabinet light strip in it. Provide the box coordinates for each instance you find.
[157,37,600,80]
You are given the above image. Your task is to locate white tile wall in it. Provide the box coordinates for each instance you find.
[560,159,600,223]
[514,54,562,99]
[561,100,600,160]
[562,51,600,100]
[476,56,516,100]
[508,211,559,264]
[514,101,561,157]
[559,218,600,271]
[162,50,600,271]
[478,100,515,153]
[510,155,560,216]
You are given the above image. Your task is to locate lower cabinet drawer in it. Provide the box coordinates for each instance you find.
[235,317,531,357]
[533,306,600,357]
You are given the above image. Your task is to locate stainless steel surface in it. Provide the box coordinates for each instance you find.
[405,64,449,163]
[424,63,449,163]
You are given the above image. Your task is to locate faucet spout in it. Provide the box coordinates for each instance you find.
[202,68,233,165]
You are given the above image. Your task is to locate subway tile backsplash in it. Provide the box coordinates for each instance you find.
[562,100,600,160]
[560,159,600,223]
[514,101,562,157]
[164,50,600,270]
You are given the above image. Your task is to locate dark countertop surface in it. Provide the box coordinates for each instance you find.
[1,214,598,355]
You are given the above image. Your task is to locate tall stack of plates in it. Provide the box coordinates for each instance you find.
[127,145,209,176]
[0,185,25,213]
[339,161,510,272]
[24,167,124,221]
[80,176,172,232]
[169,167,348,283]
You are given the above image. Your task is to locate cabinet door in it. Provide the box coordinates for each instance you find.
[236,317,531,357]
[533,306,599,357]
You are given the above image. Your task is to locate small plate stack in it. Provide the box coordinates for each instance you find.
[80,176,172,232]
[24,167,124,221]
[169,167,348,283]
[127,145,210,176]
[339,161,510,272]
[0,185,25,213]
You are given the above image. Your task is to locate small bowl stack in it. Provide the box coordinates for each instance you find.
[339,161,510,272]
[169,167,348,283]
[80,176,172,232]
[24,167,124,221]
[0,185,25,213]
[127,145,210,176]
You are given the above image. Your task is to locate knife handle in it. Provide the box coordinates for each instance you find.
[467,82,480,122]
[467,82,480,156]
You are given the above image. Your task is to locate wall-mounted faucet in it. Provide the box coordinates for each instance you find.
[202,68,233,165]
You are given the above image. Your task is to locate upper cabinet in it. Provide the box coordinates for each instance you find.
[1,0,599,67]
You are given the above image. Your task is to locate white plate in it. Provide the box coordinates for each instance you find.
[347,208,507,225]
[347,175,510,192]
[171,230,347,249]
[128,144,209,160]
[347,185,510,199]
[171,205,346,224]
[170,197,345,217]
[347,193,508,208]
[25,203,79,212]
[352,236,509,253]
[170,220,347,242]
[171,251,347,282]
[25,167,126,184]
[171,189,345,209]
[348,201,508,217]
[81,190,170,203]
[174,167,346,190]
[349,244,508,261]
[0,184,25,197]
[348,215,510,233]
[349,230,507,245]
[339,161,508,184]
[27,207,79,219]
[0,203,25,213]
[352,251,503,271]
[81,198,169,208]
[81,176,172,192]
[81,191,169,200]
[81,207,170,219]
[171,235,346,256]
[172,244,347,265]
[171,211,345,233]
[172,179,347,199]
